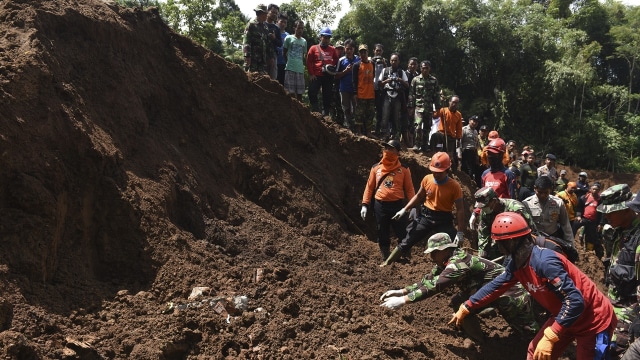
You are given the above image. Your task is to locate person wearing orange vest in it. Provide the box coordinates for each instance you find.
[433,96,463,170]
[381,152,466,266]
[557,182,578,235]
[352,44,375,135]
[361,140,416,260]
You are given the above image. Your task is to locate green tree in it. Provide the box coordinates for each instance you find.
[159,0,223,53]
[290,0,342,35]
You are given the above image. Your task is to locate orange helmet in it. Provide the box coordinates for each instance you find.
[487,138,506,154]
[491,212,531,241]
[429,152,451,172]
[488,130,500,140]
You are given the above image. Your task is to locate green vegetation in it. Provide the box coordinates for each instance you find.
[117,0,639,172]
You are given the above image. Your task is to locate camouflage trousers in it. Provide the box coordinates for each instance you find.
[354,98,375,135]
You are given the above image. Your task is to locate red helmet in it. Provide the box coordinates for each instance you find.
[486,138,506,154]
[491,212,531,241]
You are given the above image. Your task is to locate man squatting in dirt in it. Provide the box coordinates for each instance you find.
[379,232,539,343]
[450,212,616,360]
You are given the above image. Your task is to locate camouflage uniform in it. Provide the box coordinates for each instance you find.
[409,73,440,149]
[597,184,640,304]
[242,18,269,73]
[477,198,537,259]
[404,247,538,335]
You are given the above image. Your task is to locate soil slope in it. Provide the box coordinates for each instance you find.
[0,1,637,359]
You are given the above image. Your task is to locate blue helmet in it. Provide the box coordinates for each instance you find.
[319,27,332,37]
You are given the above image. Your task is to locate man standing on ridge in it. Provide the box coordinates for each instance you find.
[306,27,339,116]
[433,95,463,171]
[242,4,269,74]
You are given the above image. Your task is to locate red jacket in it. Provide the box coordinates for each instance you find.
[306,44,339,77]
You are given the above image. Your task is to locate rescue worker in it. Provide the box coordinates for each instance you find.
[381,152,466,266]
[597,184,640,306]
[361,140,416,261]
[471,187,537,260]
[380,233,539,342]
[450,212,617,360]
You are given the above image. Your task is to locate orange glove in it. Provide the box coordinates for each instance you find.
[448,303,470,328]
[533,327,560,360]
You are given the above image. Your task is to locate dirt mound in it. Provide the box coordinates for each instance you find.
[0,1,634,359]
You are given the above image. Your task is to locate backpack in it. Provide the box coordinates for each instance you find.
[533,232,579,263]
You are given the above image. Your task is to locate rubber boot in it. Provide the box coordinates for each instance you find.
[380,246,402,267]
[460,315,485,345]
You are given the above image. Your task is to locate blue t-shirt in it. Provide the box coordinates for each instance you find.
[337,55,360,93]
[277,31,289,65]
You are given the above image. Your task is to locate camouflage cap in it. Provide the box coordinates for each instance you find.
[423,233,457,254]
[597,184,632,214]
[254,4,267,13]
[334,40,345,49]
[626,191,640,214]
[474,186,498,208]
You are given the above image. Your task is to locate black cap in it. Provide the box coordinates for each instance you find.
[383,139,401,151]
[479,125,488,130]
[545,153,556,160]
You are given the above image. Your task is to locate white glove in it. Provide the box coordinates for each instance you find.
[408,208,417,221]
[454,231,464,246]
[360,205,367,220]
[392,208,406,220]
[379,289,405,300]
[469,213,478,231]
[380,296,407,309]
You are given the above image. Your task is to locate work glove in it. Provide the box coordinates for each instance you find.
[408,208,417,221]
[379,289,405,300]
[454,231,464,246]
[533,327,560,360]
[469,212,478,231]
[380,296,406,309]
[392,208,406,220]
[448,303,470,328]
[360,205,367,221]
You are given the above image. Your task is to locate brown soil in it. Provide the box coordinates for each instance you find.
[0,1,637,359]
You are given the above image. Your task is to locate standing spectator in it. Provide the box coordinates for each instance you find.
[242,4,269,74]
[433,95,463,170]
[575,182,604,256]
[519,152,537,201]
[506,140,518,165]
[402,57,419,148]
[523,176,574,246]
[472,187,537,260]
[380,232,539,341]
[378,53,409,141]
[283,20,307,101]
[450,212,616,360]
[575,171,590,199]
[481,138,517,200]
[555,169,568,193]
[381,152,466,266]
[352,44,375,136]
[461,116,480,184]
[475,124,489,185]
[265,4,282,79]
[372,44,388,137]
[597,185,640,305]
[331,41,346,124]
[361,140,415,261]
[537,153,558,181]
[335,39,360,132]
[409,60,440,152]
[275,12,288,85]
[306,27,339,115]
[556,182,579,235]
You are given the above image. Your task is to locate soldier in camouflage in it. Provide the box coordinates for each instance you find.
[242,4,269,74]
[409,60,440,152]
[380,233,539,342]
[472,187,537,259]
[597,184,640,305]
